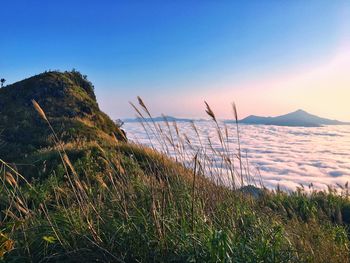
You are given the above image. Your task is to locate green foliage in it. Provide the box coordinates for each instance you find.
[0,70,126,162]
[1,144,350,262]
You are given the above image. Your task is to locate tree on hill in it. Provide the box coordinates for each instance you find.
[0,78,5,88]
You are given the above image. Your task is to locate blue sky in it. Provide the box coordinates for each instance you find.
[1,1,350,119]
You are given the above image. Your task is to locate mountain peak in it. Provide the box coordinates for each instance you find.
[239,109,347,127]
[293,109,307,114]
[286,109,313,117]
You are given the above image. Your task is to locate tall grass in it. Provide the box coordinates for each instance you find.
[0,99,349,262]
[131,97,260,190]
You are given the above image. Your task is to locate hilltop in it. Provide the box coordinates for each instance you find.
[237,109,349,127]
[0,70,126,162]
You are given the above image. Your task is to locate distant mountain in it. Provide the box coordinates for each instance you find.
[235,109,349,127]
[123,116,206,123]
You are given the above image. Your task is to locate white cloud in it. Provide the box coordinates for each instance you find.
[125,121,350,191]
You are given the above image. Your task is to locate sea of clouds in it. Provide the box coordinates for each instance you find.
[124,121,350,191]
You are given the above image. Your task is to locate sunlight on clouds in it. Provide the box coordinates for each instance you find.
[125,121,350,191]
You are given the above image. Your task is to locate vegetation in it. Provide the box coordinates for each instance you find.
[0,72,350,262]
[0,79,5,88]
[0,70,126,162]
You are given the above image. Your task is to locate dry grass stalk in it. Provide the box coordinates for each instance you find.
[0,159,34,189]
[205,101,216,121]
[63,153,78,177]
[232,102,244,186]
[32,99,48,121]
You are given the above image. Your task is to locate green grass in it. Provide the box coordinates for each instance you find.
[1,140,350,262]
[0,73,350,262]
[0,70,126,162]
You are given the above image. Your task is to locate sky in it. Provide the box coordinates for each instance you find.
[1,0,350,120]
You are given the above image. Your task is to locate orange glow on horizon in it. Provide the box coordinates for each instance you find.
[176,44,350,121]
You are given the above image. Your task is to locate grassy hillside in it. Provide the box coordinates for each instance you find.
[0,71,350,262]
[0,70,126,163]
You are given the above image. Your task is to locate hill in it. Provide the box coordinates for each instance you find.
[0,70,126,162]
[237,109,349,127]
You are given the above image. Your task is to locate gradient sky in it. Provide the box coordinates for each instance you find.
[1,1,350,120]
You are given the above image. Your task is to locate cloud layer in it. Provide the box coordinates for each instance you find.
[125,121,350,191]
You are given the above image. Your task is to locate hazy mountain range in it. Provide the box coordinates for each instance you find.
[124,110,349,127]
[123,116,206,123]
[236,109,350,127]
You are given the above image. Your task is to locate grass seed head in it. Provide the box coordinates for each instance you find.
[32,99,48,122]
